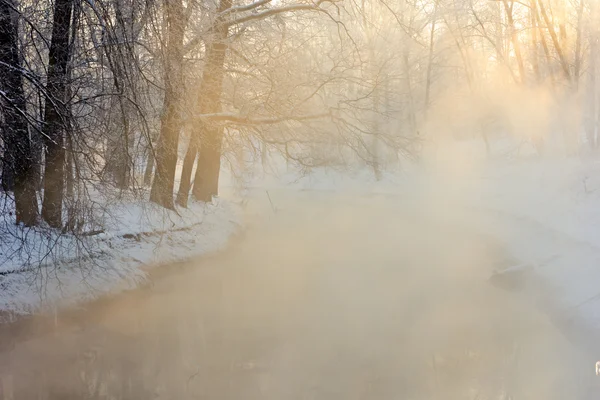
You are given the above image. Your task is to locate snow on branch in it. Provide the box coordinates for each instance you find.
[220,0,273,16]
[184,0,337,54]
[197,111,332,125]
[226,0,334,26]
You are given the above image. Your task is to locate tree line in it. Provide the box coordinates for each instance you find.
[0,0,596,231]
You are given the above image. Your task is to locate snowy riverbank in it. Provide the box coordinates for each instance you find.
[0,195,241,317]
[3,150,600,329]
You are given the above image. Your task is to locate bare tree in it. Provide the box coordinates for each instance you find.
[149,0,186,209]
[0,0,39,226]
[177,0,232,206]
[41,0,75,228]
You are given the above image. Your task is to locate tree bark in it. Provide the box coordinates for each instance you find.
[188,0,232,203]
[149,0,185,209]
[192,126,223,202]
[0,0,39,226]
[143,128,158,186]
[41,0,74,228]
[108,0,137,189]
[0,0,16,193]
[175,135,199,207]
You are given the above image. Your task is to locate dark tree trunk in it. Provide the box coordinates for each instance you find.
[30,129,43,190]
[41,0,74,228]
[1,160,14,192]
[192,126,223,202]
[149,98,181,209]
[149,0,185,209]
[0,0,39,226]
[175,135,199,207]
[42,0,74,228]
[115,0,133,189]
[65,133,76,232]
[189,0,231,202]
[108,101,132,189]
[105,0,136,190]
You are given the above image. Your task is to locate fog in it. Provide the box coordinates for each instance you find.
[3,0,600,397]
[0,182,596,399]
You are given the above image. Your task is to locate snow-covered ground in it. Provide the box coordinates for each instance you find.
[3,137,600,330]
[0,194,241,317]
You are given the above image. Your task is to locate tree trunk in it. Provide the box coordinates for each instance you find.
[573,0,584,88]
[149,95,181,209]
[189,0,232,202]
[537,0,571,81]
[0,0,39,226]
[114,99,132,189]
[502,0,526,83]
[423,7,436,117]
[175,135,199,207]
[149,0,185,209]
[531,0,555,87]
[64,133,76,232]
[41,0,74,228]
[109,0,136,189]
[143,146,155,186]
[530,2,541,83]
[143,127,158,186]
[192,126,223,202]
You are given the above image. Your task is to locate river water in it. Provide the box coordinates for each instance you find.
[0,190,596,399]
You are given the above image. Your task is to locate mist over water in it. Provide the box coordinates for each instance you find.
[3,0,600,397]
[0,186,595,399]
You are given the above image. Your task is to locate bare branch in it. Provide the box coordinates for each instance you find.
[197,111,332,124]
[221,0,273,16]
[227,0,330,26]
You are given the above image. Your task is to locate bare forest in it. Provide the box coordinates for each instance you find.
[0,0,597,261]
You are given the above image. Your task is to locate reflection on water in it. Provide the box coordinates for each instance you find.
[0,193,594,399]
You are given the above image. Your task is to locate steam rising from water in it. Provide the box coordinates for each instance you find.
[0,186,594,399]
